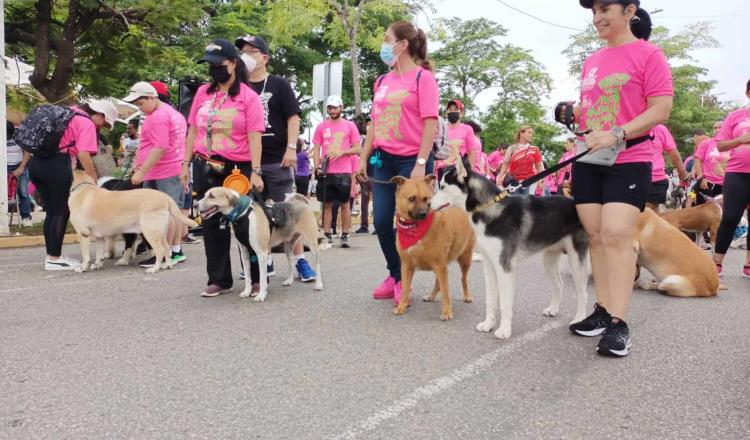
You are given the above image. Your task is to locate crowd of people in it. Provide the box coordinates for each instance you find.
[7,0,750,359]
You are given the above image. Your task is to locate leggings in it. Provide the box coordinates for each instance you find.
[715,172,750,255]
[28,154,73,257]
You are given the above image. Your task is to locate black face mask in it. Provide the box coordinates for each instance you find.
[447,112,460,124]
[209,64,231,84]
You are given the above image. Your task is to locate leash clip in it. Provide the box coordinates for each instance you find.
[506,183,522,194]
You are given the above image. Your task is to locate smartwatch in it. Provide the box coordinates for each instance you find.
[416,157,427,166]
[252,167,263,176]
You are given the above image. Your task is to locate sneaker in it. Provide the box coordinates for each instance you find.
[267,259,276,277]
[170,251,186,264]
[472,252,483,262]
[325,233,334,244]
[743,264,750,279]
[700,243,712,251]
[354,226,369,234]
[181,233,202,245]
[136,242,150,256]
[295,258,316,282]
[340,234,350,248]
[239,271,246,280]
[45,256,80,271]
[21,218,33,228]
[138,256,158,268]
[200,284,232,297]
[715,262,723,276]
[569,303,612,337]
[372,276,396,299]
[597,320,632,357]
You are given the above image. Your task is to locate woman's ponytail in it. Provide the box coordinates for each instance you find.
[631,7,653,41]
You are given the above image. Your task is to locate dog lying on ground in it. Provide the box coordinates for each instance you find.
[69,171,197,273]
[391,175,475,321]
[197,188,322,301]
[659,197,722,248]
[97,176,144,266]
[431,157,590,339]
[635,208,720,297]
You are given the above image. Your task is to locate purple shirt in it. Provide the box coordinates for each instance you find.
[296,151,311,176]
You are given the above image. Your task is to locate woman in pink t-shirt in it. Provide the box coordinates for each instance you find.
[646,124,687,210]
[568,0,673,357]
[712,79,750,277]
[181,39,265,298]
[28,99,117,271]
[692,120,728,205]
[357,20,439,302]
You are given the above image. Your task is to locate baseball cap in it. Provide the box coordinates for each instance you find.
[446,99,464,112]
[149,81,170,97]
[198,39,239,64]
[326,95,343,107]
[87,99,118,129]
[122,81,159,103]
[235,35,269,55]
[580,0,639,8]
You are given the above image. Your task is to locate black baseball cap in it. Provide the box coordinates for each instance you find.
[197,39,239,64]
[580,0,639,8]
[235,35,269,55]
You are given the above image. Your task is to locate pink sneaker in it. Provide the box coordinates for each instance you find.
[715,262,723,276]
[372,276,396,299]
[392,281,412,306]
[743,264,750,279]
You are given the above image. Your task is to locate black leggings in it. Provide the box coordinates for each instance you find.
[28,154,73,257]
[715,172,750,255]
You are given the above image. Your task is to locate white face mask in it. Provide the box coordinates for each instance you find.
[241,53,257,73]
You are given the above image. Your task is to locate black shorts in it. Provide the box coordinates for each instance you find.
[647,179,669,205]
[571,161,652,211]
[316,173,352,203]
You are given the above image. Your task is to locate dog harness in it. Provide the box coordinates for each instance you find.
[396,212,436,250]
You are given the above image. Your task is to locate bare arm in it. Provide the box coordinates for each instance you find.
[180,126,198,190]
[666,148,688,180]
[358,123,375,178]
[76,152,98,181]
[313,143,322,172]
[495,148,513,185]
[281,114,301,167]
[717,132,750,152]
[411,117,437,179]
[248,131,264,192]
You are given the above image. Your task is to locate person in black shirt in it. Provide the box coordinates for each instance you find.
[235,35,317,283]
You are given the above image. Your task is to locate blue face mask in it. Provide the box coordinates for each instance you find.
[379,43,397,67]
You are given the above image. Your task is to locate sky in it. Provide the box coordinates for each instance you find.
[415,0,750,113]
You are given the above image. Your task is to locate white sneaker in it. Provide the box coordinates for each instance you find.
[472,252,483,262]
[45,256,81,271]
[21,218,33,227]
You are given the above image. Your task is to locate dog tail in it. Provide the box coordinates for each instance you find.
[284,193,310,205]
[168,198,199,228]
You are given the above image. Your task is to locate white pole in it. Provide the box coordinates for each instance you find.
[0,0,10,236]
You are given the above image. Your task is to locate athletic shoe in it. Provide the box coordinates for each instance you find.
[295,258,316,282]
[569,303,612,337]
[743,264,750,279]
[239,271,245,280]
[715,262,723,276]
[138,256,159,268]
[325,233,334,244]
[354,226,369,234]
[597,320,632,357]
[332,228,337,236]
[136,242,150,256]
[170,251,186,264]
[372,276,396,299]
[44,256,80,271]
[181,233,202,245]
[200,284,232,298]
[267,259,276,277]
[340,234,350,248]
[472,252,483,262]
[21,218,33,228]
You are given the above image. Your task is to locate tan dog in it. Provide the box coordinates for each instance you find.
[634,208,720,297]
[68,171,198,273]
[391,175,475,321]
[659,199,722,247]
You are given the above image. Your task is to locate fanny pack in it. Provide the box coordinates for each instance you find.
[575,134,653,167]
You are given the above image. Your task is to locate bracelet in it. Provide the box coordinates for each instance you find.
[287,144,297,151]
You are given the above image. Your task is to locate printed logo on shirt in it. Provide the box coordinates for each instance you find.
[326,131,347,156]
[581,67,599,92]
[374,89,410,142]
[584,73,631,131]
[258,91,273,130]
[200,103,238,151]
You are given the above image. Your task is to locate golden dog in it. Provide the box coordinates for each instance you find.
[68,170,197,273]
[659,199,722,247]
[391,175,475,321]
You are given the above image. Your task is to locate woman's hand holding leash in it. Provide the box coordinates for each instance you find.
[356,159,369,184]
[250,172,264,193]
[584,130,619,152]
[410,164,426,179]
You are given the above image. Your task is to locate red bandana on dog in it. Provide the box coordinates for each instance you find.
[397,212,435,250]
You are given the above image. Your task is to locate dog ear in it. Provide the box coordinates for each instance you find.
[423,174,436,188]
[228,189,240,205]
[390,176,407,187]
[455,156,468,183]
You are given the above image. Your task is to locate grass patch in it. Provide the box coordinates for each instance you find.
[8,222,75,236]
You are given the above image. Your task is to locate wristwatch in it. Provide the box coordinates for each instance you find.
[252,167,263,176]
[416,157,427,166]
[611,126,627,143]
[287,143,297,151]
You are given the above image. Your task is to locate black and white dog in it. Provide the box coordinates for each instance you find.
[431,157,590,339]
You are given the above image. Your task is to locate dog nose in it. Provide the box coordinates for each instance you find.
[413,210,428,220]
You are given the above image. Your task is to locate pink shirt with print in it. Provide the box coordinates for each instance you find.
[555,149,576,186]
[371,67,439,157]
[578,39,673,164]
[437,123,480,170]
[136,103,187,180]
[487,150,504,173]
[58,107,98,158]
[715,108,750,173]
[188,83,265,163]
[650,124,677,182]
[313,118,362,174]
[694,138,729,185]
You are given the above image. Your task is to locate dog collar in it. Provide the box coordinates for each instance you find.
[397,211,435,250]
[470,191,509,213]
[69,181,94,194]
[226,195,253,222]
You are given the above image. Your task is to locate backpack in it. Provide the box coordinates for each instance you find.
[14,105,87,158]
[375,71,450,160]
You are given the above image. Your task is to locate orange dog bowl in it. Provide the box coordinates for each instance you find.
[223,168,251,195]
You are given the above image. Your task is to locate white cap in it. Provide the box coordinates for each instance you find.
[122,81,159,103]
[87,99,118,129]
[325,95,343,107]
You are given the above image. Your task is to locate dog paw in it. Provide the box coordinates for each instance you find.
[145,267,159,274]
[542,306,558,317]
[90,262,103,271]
[393,306,407,316]
[463,296,473,303]
[440,312,453,321]
[75,266,87,273]
[476,320,495,333]
[314,282,323,291]
[282,278,293,287]
[494,325,512,340]
[114,259,129,266]
[421,295,435,302]
[239,290,252,299]
[103,252,114,259]
[253,293,267,302]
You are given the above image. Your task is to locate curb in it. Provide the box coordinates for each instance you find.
[0,233,79,249]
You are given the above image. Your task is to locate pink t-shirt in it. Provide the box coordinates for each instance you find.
[578,39,673,164]
[694,138,729,185]
[371,67,439,156]
[650,124,677,182]
[556,149,576,186]
[437,124,481,170]
[487,150,504,173]
[136,103,187,180]
[475,150,488,175]
[715,108,750,173]
[58,107,98,158]
[188,83,265,163]
[544,174,558,194]
[312,118,361,174]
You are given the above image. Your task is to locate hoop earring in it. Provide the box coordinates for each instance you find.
[630,15,641,23]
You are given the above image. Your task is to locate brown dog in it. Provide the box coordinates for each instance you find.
[635,208,720,297]
[391,175,476,320]
[659,199,722,247]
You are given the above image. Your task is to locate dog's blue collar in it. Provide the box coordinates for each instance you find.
[226,195,253,222]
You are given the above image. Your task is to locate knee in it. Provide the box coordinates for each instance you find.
[599,226,634,249]
[585,229,604,249]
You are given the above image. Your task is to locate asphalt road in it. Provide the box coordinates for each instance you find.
[1,235,749,440]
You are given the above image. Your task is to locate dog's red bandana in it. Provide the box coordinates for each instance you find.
[397,212,435,250]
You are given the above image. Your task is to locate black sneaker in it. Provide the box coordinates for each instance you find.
[325,233,334,244]
[569,303,612,337]
[340,234,350,248]
[138,256,158,268]
[354,226,369,234]
[597,320,632,357]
